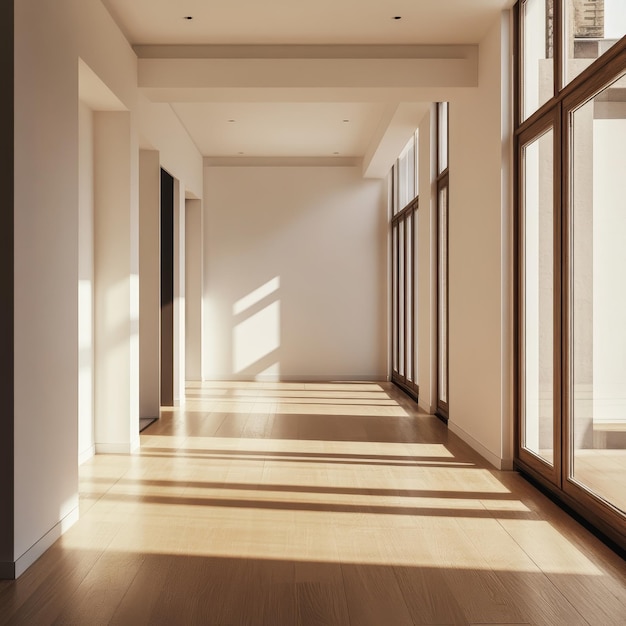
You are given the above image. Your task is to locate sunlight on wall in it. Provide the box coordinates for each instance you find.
[233,276,280,316]
[78,279,94,460]
[233,277,281,375]
[234,302,281,373]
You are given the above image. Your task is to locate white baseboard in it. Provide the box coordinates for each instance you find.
[448,421,513,470]
[14,506,79,578]
[78,445,95,465]
[418,400,434,414]
[96,438,140,455]
[203,374,386,382]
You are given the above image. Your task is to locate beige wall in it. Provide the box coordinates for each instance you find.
[78,101,95,463]
[139,150,161,419]
[93,110,140,453]
[203,165,388,381]
[446,12,513,468]
[185,199,204,381]
[13,0,202,574]
[173,179,186,404]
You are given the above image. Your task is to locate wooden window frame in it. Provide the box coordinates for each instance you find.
[390,131,420,402]
[515,0,626,551]
[391,197,419,401]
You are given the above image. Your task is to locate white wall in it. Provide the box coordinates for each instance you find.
[137,96,203,198]
[203,165,387,381]
[78,101,95,463]
[13,0,202,575]
[139,150,161,419]
[93,111,140,453]
[173,179,186,404]
[446,12,513,468]
[185,199,204,380]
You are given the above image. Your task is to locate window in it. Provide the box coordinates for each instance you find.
[519,119,558,479]
[563,0,626,85]
[567,70,626,515]
[391,132,419,400]
[516,0,626,549]
[521,0,554,121]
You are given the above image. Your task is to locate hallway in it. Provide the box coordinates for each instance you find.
[1,382,625,625]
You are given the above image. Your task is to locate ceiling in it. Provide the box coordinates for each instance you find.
[101,0,515,165]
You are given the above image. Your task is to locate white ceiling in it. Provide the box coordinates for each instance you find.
[102,0,515,163]
[103,0,514,46]
[171,102,387,157]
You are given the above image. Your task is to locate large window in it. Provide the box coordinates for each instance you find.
[516,0,626,549]
[563,0,626,85]
[391,133,418,400]
[522,0,626,122]
[567,70,626,516]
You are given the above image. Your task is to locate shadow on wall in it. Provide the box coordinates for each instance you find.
[232,276,281,380]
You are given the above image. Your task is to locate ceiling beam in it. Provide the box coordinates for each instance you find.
[362,103,429,179]
[138,50,478,93]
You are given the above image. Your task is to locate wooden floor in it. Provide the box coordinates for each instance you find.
[1,381,625,625]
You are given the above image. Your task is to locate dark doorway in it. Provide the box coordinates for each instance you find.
[160,169,174,406]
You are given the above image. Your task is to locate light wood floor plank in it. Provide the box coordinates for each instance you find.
[1,382,624,625]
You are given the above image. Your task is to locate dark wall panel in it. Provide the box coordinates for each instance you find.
[0,1,15,578]
[160,169,174,406]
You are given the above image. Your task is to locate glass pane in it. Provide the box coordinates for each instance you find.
[414,130,419,197]
[392,225,398,373]
[438,186,448,404]
[564,0,626,86]
[413,212,419,383]
[438,103,448,173]
[406,214,413,383]
[399,219,405,377]
[398,136,416,208]
[522,127,554,465]
[522,0,554,121]
[570,73,626,513]
[392,166,399,216]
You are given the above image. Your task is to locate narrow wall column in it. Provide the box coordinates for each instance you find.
[139,150,161,418]
[173,179,186,403]
[94,111,140,453]
[78,102,96,463]
[185,199,203,381]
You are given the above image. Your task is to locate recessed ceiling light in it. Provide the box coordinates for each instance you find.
[183,16,193,20]
[393,16,402,20]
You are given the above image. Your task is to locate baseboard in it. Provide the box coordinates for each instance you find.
[203,374,387,383]
[11,506,79,579]
[78,445,95,465]
[418,399,434,414]
[95,437,140,455]
[448,421,514,470]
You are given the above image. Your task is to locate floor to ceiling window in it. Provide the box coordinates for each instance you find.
[391,132,419,401]
[516,0,626,549]
[436,102,449,421]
